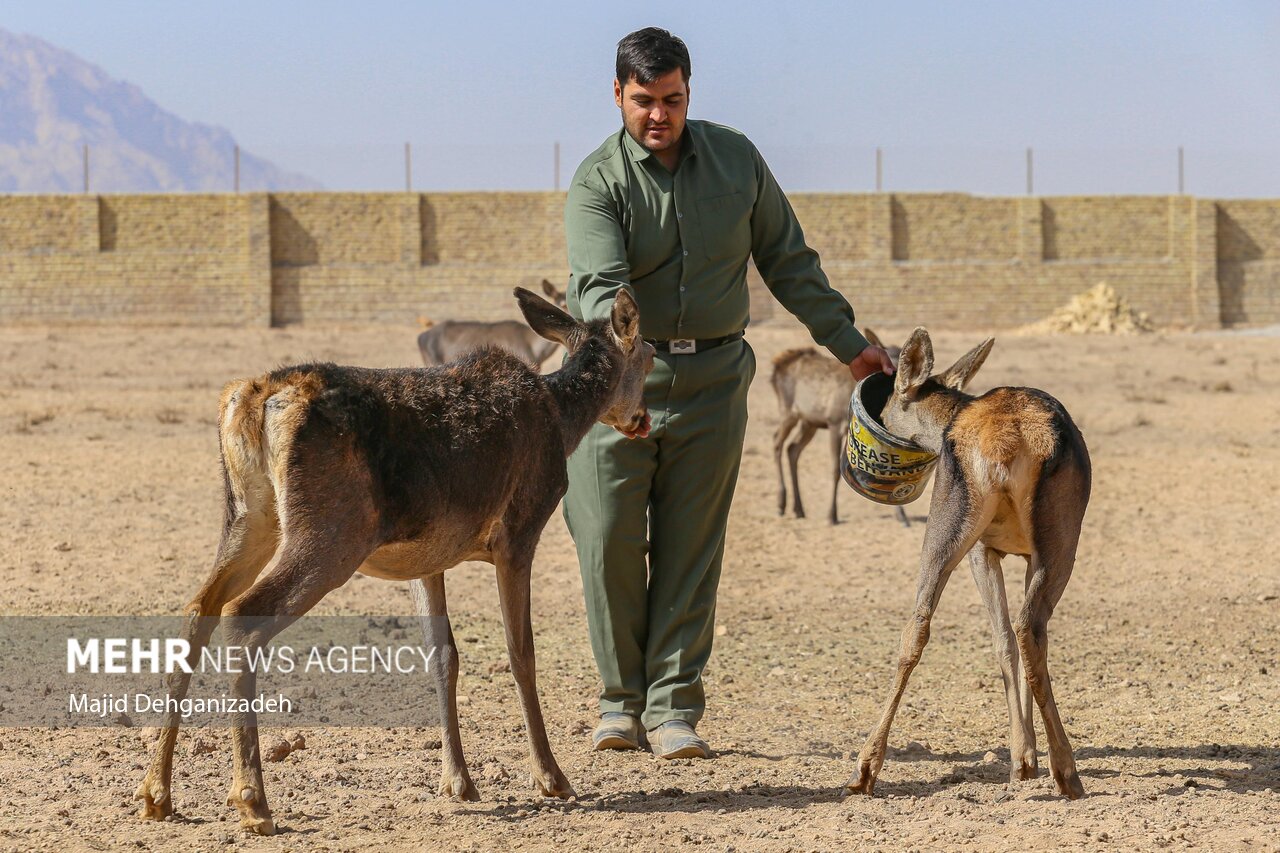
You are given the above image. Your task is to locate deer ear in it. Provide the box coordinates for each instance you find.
[609,288,641,352]
[862,327,885,350]
[515,287,580,347]
[894,327,934,396]
[939,337,995,391]
[541,279,568,309]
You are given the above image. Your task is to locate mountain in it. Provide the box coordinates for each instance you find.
[0,28,320,192]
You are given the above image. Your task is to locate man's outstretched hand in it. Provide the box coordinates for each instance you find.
[847,345,896,382]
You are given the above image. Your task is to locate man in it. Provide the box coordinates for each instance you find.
[563,27,894,759]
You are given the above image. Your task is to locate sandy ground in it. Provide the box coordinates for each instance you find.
[1,315,1278,852]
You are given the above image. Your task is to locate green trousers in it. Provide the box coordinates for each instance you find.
[564,338,756,731]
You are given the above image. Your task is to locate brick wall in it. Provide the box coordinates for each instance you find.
[0,194,264,325]
[2,191,1278,329]
[1215,200,1280,325]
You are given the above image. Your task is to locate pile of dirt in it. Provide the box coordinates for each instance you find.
[1018,282,1155,335]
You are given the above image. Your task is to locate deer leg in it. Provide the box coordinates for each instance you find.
[773,415,798,515]
[827,419,844,525]
[409,575,478,801]
[844,568,953,796]
[1014,462,1087,800]
[220,529,373,835]
[1015,573,1082,799]
[1015,560,1037,764]
[1016,562,1083,795]
[787,422,818,519]
[846,478,994,796]
[494,545,574,799]
[136,506,278,821]
[968,545,1037,781]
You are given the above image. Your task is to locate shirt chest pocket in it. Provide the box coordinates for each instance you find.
[696,192,751,262]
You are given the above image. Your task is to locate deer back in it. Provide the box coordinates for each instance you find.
[772,348,853,425]
[417,320,545,368]
[226,352,567,547]
[944,386,1090,495]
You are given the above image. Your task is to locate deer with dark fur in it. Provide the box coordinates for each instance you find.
[771,329,908,526]
[418,279,569,369]
[136,287,654,835]
[844,328,1091,800]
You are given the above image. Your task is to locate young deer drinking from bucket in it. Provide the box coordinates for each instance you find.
[136,288,654,835]
[770,329,909,526]
[844,328,1090,800]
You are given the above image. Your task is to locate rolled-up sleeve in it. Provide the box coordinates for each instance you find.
[748,145,869,364]
[565,176,634,323]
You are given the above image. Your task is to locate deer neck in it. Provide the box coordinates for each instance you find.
[544,333,619,457]
[915,385,972,453]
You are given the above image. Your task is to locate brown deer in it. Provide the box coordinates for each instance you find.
[135,287,654,835]
[844,328,1090,800]
[771,329,909,526]
[418,279,568,369]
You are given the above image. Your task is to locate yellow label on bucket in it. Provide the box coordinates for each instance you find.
[842,373,939,505]
[846,418,936,477]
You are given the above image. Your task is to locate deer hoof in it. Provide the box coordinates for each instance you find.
[439,771,480,802]
[843,763,877,797]
[134,773,172,821]
[227,784,275,834]
[239,814,276,836]
[533,769,575,800]
[1054,769,1085,800]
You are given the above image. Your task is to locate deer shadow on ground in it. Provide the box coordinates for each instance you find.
[481,742,1279,818]
[844,742,1280,797]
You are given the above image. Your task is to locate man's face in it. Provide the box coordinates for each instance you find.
[614,68,689,156]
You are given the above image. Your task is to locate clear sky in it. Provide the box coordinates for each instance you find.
[3,0,1277,195]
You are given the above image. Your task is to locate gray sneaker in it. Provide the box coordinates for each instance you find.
[647,720,711,759]
[592,712,644,751]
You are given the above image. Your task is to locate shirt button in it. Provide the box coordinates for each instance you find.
[683,250,688,256]
[680,286,686,292]
[677,212,683,219]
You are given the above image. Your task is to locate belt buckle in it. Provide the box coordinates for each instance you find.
[668,338,696,354]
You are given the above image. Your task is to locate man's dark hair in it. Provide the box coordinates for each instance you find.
[616,27,690,86]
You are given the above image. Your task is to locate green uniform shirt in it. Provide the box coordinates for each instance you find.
[564,119,869,363]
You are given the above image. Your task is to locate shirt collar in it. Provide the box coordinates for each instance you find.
[622,119,700,165]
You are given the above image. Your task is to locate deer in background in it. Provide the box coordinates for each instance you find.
[418,279,568,369]
[136,287,654,835]
[771,329,909,526]
[844,328,1090,800]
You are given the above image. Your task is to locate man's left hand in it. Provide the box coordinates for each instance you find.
[847,345,896,382]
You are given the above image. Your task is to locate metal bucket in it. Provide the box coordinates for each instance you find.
[840,372,939,506]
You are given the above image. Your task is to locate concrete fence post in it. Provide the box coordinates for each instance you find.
[244,193,273,327]
[1191,198,1221,329]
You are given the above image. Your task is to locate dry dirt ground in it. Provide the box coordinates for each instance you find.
[1,316,1278,852]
